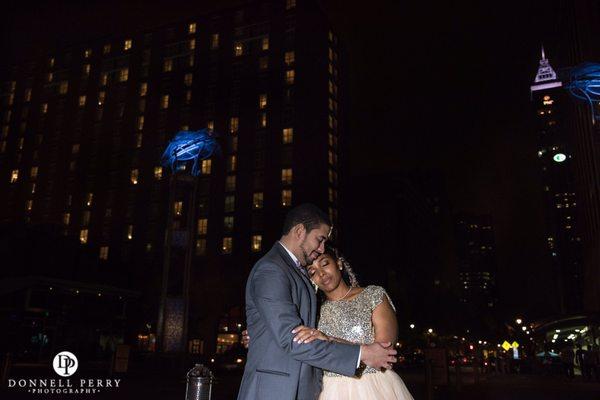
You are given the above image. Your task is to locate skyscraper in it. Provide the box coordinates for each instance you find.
[530,48,583,313]
[454,214,497,312]
[0,0,342,355]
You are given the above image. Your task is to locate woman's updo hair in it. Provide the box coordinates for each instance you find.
[322,245,359,288]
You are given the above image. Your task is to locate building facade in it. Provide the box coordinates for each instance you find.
[530,49,584,314]
[0,0,342,355]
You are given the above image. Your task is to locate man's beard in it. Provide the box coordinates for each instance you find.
[298,239,313,266]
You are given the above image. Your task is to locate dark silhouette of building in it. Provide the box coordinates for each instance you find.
[535,0,600,313]
[0,0,342,356]
[529,49,584,314]
[454,214,498,315]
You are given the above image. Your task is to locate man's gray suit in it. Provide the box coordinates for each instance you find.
[237,242,360,400]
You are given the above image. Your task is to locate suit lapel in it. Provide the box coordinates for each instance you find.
[274,243,315,325]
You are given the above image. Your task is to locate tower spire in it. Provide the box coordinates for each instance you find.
[534,45,557,83]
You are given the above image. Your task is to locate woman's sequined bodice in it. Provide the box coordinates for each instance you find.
[318,285,395,376]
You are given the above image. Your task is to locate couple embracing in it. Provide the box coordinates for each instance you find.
[237,204,414,400]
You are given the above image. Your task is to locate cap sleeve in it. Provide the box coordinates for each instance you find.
[367,285,396,313]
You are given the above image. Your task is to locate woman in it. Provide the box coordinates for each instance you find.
[245,247,414,400]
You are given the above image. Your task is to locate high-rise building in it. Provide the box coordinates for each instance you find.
[0,0,342,355]
[532,0,600,313]
[454,214,497,311]
[530,49,584,313]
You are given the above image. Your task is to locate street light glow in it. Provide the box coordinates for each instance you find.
[516,318,522,325]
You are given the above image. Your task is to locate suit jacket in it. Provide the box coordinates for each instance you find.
[237,242,360,400]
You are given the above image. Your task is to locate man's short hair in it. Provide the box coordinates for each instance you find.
[282,203,331,236]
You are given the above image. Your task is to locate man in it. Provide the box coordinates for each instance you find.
[237,204,397,400]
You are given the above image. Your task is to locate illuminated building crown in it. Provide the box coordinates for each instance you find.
[534,46,558,83]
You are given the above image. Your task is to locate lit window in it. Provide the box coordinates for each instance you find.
[42,103,48,114]
[63,212,70,225]
[224,195,235,212]
[24,88,32,102]
[210,34,219,50]
[285,70,295,84]
[252,235,262,252]
[286,0,296,10]
[161,95,170,109]
[184,73,193,87]
[103,44,111,54]
[224,216,234,232]
[119,68,129,82]
[80,229,89,244]
[189,39,196,50]
[163,59,173,72]
[100,72,108,86]
[154,166,163,180]
[227,155,237,172]
[135,133,143,148]
[222,237,233,254]
[30,166,38,178]
[195,239,207,255]
[201,159,212,174]
[261,37,269,51]
[85,192,94,207]
[226,175,236,192]
[188,22,197,34]
[84,48,92,58]
[259,94,267,109]
[282,127,293,144]
[281,189,292,207]
[47,72,53,83]
[78,95,87,107]
[126,225,133,240]
[26,199,33,211]
[98,92,106,106]
[10,169,19,183]
[17,137,24,150]
[137,116,145,131]
[207,120,214,131]
[59,81,69,95]
[284,51,295,66]
[188,54,195,67]
[234,42,244,57]
[259,112,267,128]
[0,141,6,153]
[253,192,264,209]
[124,39,132,51]
[281,168,293,185]
[130,169,139,185]
[140,83,148,96]
[72,144,80,154]
[99,246,109,260]
[328,150,334,165]
[229,117,239,134]
[49,57,55,67]
[83,64,91,76]
[197,218,208,235]
[174,201,183,216]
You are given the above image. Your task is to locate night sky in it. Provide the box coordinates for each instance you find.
[2,1,566,317]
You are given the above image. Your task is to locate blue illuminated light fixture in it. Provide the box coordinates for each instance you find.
[565,62,600,123]
[161,129,220,176]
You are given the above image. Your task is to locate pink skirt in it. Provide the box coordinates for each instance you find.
[319,370,414,400]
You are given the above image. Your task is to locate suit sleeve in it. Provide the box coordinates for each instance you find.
[251,261,360,377]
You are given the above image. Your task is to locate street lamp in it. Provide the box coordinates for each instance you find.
[428,328,433,334]
[516,318,522,325]
[409,324,415,329]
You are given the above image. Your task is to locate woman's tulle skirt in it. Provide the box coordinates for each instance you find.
[319,370,414,400]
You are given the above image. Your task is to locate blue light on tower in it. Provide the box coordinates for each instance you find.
[160,129,220,176]
[565,62,600,123]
